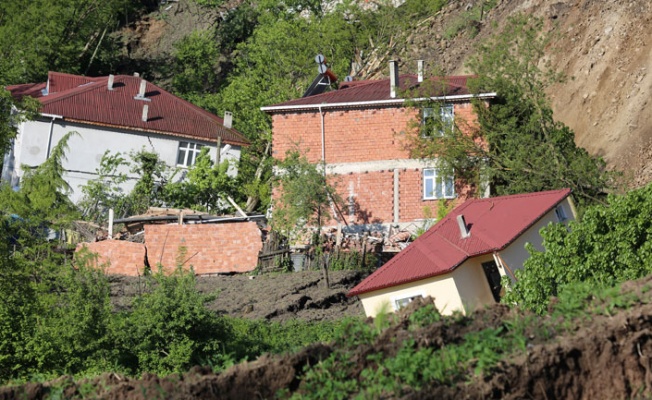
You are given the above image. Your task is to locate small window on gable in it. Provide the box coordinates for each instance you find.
[394,294,424,311]
[422,104,454,137]
[177,141,203,167]
[555,205,568,222]
[423,168,455,200]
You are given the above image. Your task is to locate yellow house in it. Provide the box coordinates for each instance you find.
[348,189,576,317]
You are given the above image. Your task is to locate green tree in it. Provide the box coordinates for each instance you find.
[505,183,652,313]
[271,149,342,238]
[0,0,136,83]
[113,266,231,375]
[78,150,130,222]
[408,15,612,209]
[126,149,168,215]
[163,147,237,213]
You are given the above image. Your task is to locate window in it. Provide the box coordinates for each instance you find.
[393,294,424,311]
[555,205,568,222]
[423,168,455,200]
[177,141,203,167]
[422,104,454,137]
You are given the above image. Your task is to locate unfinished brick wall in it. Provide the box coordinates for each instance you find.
[76,240,147,276]
[75,221,263,276]
[145,222,262,274]
[271,107,415,163]
[271,101,483,228]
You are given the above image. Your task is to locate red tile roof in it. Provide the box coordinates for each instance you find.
[7,72,249,146]
[348,189,572,297]
[262,75,491,111]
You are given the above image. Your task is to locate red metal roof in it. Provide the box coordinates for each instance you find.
[348,189,572,297]
[263,75,484,111]
[7,72,249,146]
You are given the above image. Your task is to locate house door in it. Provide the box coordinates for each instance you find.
[481,261,502,303]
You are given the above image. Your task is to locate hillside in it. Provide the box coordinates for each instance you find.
[124,0,652,185]
[4,275,652,399]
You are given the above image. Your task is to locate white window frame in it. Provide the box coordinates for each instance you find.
[391,292,426,311]
[177,141,203,167]
[423,168,455,200]
[422,104,454,137]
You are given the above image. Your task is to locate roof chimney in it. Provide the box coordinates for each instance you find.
[141,104,149,122]
[417,60,424,83]
[456,214,470,238]
[138,79,147,98]
[224,111,233,129]
[389,60,399,98]
[108,74,115,91]
[133,72,140,77]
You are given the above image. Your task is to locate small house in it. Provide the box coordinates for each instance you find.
[348,189,576,317]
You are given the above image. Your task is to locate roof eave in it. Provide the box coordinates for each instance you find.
[60,117,250,146]
[261,92,497,113]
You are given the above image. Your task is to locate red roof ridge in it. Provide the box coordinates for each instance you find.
[40,79,105,105]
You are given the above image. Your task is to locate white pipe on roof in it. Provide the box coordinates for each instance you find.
[260,93,497,112]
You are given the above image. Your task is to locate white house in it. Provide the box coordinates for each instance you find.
[348,189,576,317]
[3,72,249,203]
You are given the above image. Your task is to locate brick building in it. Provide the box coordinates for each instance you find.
[262,61,495,233]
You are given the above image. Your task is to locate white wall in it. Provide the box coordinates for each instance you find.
[358,258,497,317]
[497,197,576,278]
[6,117,241,204]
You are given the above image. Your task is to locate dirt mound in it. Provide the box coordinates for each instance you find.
[8,276,652,399]
[109,270,366,322]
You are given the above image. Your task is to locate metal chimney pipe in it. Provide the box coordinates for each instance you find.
[456,214,470,238]
[390,60,399,98]
[141,104,149,122]
[108,74,115,91]
[418,60,424,83]
[224,111,233,129]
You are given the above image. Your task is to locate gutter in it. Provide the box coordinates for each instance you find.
[260,93,497,112]
[41,113,64,159]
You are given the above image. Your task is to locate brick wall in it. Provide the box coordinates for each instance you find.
[76,240,147,276]
[271,106,415,163]
[271,101,483,228]
[145,222,262,274]
[75,221,263,276]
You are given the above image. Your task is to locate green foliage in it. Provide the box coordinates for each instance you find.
[172,30,221,94]
[113,266,230,375]
[163,147,236,213]
[409,15,612,209]
[467,15,612,207]
[126,149,168,215]
[271,149,343,237]
[78,151,130,222]
[0,0,136,83]
[0,131,79,224]
[506,184,652,313]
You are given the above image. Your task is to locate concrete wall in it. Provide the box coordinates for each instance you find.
[75,221,263,276]
[358,257,495,317]
[271,102,480,228]
[6,118,241,203]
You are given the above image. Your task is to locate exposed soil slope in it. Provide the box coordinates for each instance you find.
[402,0,652,185]
[5,275,652,399]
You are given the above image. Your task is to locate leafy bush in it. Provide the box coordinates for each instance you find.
[111,267,231,375]
[506,184,652,313]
